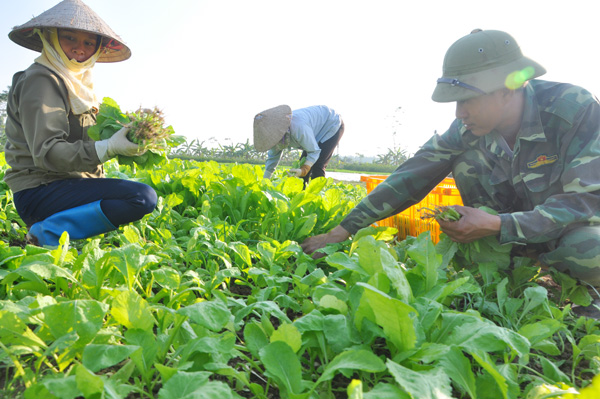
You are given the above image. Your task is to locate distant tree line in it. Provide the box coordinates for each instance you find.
[172,137,406,173]
[0,87,407,173]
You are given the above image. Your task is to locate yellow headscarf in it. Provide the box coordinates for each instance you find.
[34,28,102,115]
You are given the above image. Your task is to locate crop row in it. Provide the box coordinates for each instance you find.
[0,155,598,399]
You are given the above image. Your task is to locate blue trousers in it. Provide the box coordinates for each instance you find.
[14,178,157,228]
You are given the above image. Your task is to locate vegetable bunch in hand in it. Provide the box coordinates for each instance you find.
[88,97,185,168]
[419,205,461,222]
[288,156,309,177]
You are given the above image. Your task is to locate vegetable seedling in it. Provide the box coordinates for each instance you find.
[419,205,461,222]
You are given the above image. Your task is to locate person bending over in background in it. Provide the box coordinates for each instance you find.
[253,104,344,186]
[4,0,157,247]
[301,29,600,317]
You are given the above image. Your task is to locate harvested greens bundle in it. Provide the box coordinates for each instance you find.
[88,97,185,168]
[419,205,462,222]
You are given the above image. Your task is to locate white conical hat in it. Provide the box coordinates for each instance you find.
[8,0,131,63]
[253,105,292,152]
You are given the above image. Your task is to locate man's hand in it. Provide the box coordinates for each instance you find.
[437,205,501,243]
[301,225,351,259]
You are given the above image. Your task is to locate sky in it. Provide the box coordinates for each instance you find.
[2,0,600,157]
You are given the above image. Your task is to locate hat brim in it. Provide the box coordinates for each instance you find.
[9,28,131,63]
[253,105,292,152]
[432,56,546,103]
[253,128,287,152]
[8,0,131,63]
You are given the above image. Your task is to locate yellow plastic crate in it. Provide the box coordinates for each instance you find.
[362,175,463,243]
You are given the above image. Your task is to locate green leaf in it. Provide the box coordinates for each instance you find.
[569,285,593,306]
[109,360,136,384]
[386,359,453,399]
[356,282,417,352]
[18,262,77,282]
[0,310,47,349]
[469,350,509,399]
[539,356,570,384]
[76,365,104,399]
[438,346,477,399]
[110,244,159,291]
[295,213,318,239]
[363,383,410,399]
[154,363,178,385]
[347,379,363,399]
[152,267,181,291]
[316,349,386,385]
[407,232,443,292]
[234,301,291,325]
[244,322,269,359]
[25,376,79,399]
[326,252,369,276]
[177,300,232,332]
[125,329,158,378]
[531,338,561,356]
[230,242,252,268]
[259,341,305,396]
[110,290,154,331]
[380,253,413,303]
[518,319,563,346]
[42,300,108,345]
[322,314,352,353]
[294,310,325,332]
[354,236,386,276]
[82,344,140,373]
[578,334,600,358]
[156,371,227,399]
[165,193,184,208]
[409,342,450,364]
[305,177,327,194]
[271,323,302,353]
[518,286,549,321]
[24,384,60,399]
[435,312,530,358]
[318,294,348,315]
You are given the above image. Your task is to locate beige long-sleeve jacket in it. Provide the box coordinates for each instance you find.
[4,63,103,193]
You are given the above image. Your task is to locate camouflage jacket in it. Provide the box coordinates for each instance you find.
[340,80,600,245]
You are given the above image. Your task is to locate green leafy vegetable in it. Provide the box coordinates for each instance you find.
[291,156,306,169]
[0,153,597,399]
[419,205,461,222]
[87,97,186,168]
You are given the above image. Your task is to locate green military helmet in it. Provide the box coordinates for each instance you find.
[432,29,546,103]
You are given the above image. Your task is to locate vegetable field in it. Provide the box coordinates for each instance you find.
[0,154,599,399]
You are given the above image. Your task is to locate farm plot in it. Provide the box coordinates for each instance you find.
[0,155,598,399]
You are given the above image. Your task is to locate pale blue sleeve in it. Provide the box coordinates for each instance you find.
[293,125,321,166]
[264,148,283,178]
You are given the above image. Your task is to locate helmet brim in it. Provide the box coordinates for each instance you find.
[432,56,546,103]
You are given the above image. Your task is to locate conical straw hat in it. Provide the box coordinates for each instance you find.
[8,0,131,63]
[253,105,292,152]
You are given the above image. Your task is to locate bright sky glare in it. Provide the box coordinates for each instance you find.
[2,0,599,157]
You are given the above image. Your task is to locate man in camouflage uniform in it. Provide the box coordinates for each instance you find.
[301,29,600,310]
